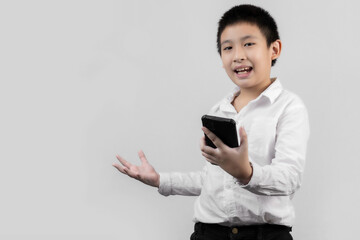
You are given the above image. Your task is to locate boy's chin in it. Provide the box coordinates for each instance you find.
[231,78,252,87]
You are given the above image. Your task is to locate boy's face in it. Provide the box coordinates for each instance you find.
[220,22,281,92]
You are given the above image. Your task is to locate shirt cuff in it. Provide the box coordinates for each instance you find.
[158,172,172,196]
[236,161,262,188]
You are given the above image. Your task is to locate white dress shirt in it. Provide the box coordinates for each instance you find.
[158,79,310,227]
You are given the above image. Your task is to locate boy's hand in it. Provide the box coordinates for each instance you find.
[113,150,160,188]
[200,127,253,184]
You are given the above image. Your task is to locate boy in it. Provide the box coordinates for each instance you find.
[113,4,309,240]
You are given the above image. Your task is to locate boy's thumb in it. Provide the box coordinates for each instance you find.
[239,127,248,146]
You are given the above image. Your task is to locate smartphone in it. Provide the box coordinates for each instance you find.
[201,115,239,148]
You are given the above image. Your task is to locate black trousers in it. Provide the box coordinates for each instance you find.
[190,222,293,240]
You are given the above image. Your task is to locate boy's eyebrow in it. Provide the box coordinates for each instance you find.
[220,35,257,46]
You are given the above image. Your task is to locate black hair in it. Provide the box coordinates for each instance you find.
[217,4,280,66]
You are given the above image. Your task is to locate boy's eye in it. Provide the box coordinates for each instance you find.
[223,46,232,51]
[244,42,255,47]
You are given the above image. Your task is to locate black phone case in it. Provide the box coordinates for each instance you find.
[201,115,239,148]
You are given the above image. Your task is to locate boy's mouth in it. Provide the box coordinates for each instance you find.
[234,66,253,74]
[234,66,253,78]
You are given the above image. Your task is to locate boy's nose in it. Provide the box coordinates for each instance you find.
[233,47,246,62]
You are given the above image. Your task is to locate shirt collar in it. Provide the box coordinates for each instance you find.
[219,78,283,113]
[261,78,283,104]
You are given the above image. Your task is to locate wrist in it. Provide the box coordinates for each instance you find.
[239,162,253,185]
[155,173,160,188]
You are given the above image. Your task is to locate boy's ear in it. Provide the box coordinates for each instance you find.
[271,39,282,61]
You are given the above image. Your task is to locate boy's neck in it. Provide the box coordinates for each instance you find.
[244,79,272,97]
[232,78,275,112]
[241,78,274,98]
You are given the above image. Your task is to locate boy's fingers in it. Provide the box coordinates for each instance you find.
[112,163,128,174]
[200,136,218,158]
[202,127,225,148]
[199,136,206,149]
[116,155,132,169]
[200,135,218,157]
[201,144,217,157]
[201,152,217,163]
[138,150,148,164]
[123,168,140,180]
[239,127,248,146]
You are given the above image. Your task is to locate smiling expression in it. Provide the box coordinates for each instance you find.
[220,22,281,92]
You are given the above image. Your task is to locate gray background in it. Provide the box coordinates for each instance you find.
[0,0,359,239]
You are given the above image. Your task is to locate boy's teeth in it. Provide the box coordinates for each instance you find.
[236,67,252,73]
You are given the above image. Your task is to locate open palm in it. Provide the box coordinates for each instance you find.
[113,150,160,187]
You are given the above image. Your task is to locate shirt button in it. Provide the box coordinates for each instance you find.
[232,228,238,234]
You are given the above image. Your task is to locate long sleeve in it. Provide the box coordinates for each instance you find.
[158,166,207,196]
[242,104,310,196]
